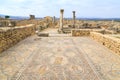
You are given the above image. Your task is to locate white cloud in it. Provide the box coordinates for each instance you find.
[0,0,120,18]
[1,0,27,3]
[10,0,26,3]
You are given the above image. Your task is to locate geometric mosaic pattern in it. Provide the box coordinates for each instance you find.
[0,33,120,80]
[12,37,100,80]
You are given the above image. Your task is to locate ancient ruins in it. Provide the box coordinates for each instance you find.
[0,9,120,80]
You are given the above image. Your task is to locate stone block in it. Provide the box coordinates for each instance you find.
[37,32,49,37]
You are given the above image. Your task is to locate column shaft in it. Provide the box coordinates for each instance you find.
[59,9,64,33]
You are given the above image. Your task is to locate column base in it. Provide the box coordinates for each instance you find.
[58,29,64,34]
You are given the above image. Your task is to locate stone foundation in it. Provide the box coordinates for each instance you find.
[90,32,120,55]
[0,24,35,53]
[71,29,102,36]
[71,29,120,55]
[71,29,91,36]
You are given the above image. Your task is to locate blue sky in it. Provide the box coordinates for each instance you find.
[0,0,120,18]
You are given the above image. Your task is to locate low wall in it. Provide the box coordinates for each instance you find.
[90,32,120,55]
[71,29,103,36]
[71,29,120,55]
[16,20,39,26]
[71,29,91,36]
[0,24,36,53]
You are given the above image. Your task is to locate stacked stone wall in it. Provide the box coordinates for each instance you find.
[71,29,91,36]
[0,24,35,53]
[71,29,102,36]
[16,20,39,26]
[71,29,120,55]
[90,32,120,55]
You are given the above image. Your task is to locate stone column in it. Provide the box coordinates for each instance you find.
[30,15,35,19]
[52,16,56,28]
[53,16,55,23]
[59,9,64,33]
[111,20,114,25]
[73,11,76,28]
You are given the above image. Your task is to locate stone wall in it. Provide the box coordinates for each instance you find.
[71,29,102,36]
[16,20,39,26]
[16,19,57,28]
[0,24,35,53]
[0,20,16,27]
[71,29,120,55]
[90,32,120,55]
[71,29,91,36]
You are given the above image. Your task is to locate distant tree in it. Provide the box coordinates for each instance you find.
[5,15,10,19]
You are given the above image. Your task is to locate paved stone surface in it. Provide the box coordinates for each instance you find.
[0,36,40,80]
[12,37,100,80]
[40,28,71,37]
[0,29,120,80]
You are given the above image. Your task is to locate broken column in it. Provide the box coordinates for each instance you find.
[111,20,114,25]
[73,11,76,28]
[30,15,35,19]
[59,9,64,33]
[52,16,56,28]
[53,16,56,23]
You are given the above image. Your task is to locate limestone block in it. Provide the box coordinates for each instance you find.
[37,32,49,37]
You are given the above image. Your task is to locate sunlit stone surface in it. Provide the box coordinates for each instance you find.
[0,29,119,80]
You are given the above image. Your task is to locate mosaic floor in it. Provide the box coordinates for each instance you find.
[0,29,120,80]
